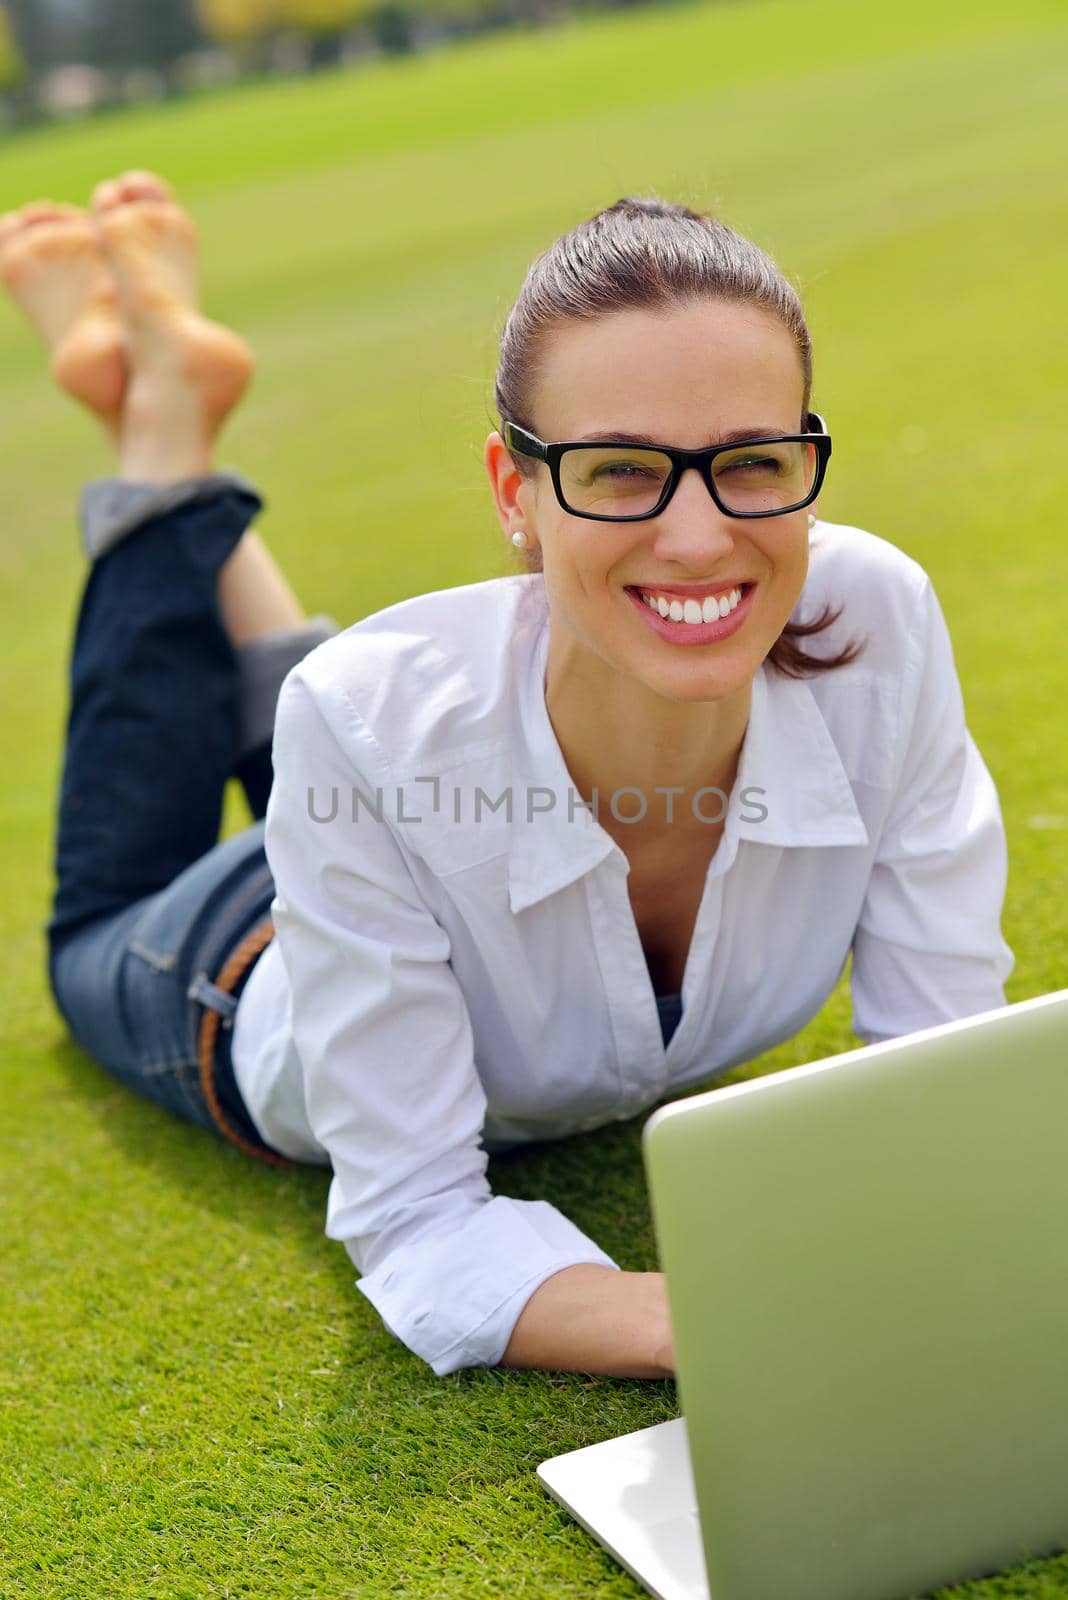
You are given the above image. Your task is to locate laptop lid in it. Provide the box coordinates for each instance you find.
[642,989,1068,1600]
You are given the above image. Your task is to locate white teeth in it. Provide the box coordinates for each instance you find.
[639,586,745,624]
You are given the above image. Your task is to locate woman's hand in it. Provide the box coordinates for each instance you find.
[499,1264,675,1379]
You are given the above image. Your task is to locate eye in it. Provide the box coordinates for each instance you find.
[717,453,783,477]
[590,459,661,481]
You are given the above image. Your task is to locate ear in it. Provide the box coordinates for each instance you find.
[484,431,539,547]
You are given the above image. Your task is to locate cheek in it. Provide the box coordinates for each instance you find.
[538,520,626,596]
[776,522,810,588]
[791,531,810,586]
[535,527,585,618]
[538,534,637,657]
[753,524,809,631]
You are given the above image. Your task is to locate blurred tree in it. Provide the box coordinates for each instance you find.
[280,0,378,64]
[281,0,372,28]
[4,0,204,74]
[196,0,276,45]
[4,0,60,73]
[0,6,25,87]
[198,0,380,61]
[369,3,415,53]
[83,0,206,71]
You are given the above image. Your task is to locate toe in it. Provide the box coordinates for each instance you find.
[19,201,83,229]
[90,178,124,215]
[116,170,174,205]
[96,196,198,252]
[0,216,100,289]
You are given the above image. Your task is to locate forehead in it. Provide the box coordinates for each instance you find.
[531,299,804,444]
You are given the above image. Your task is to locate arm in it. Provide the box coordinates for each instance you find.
[266,662,656,1377]
[851,578,1013,1042]
[500,1265,675,1378]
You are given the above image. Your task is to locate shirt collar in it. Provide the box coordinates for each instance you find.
[725,664,869,859]
[506,604,868,914]
[507,617,617,914]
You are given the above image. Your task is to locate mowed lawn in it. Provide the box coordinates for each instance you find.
[2,0,1067,1593]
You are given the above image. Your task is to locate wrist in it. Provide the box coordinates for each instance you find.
[644,1273,676,1378]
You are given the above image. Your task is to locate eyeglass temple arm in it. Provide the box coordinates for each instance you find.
[503,422,546,460]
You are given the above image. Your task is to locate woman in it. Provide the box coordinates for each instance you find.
[5,173,1012,1381]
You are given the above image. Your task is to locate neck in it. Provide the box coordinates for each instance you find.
[544,629,753,828]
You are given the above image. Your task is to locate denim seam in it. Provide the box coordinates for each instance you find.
[129,940,177,973]
[129,863,272,976]
[137,1054,200,1076]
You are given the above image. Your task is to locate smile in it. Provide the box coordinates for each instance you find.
[638,586,743,624]
[624,582,755,645]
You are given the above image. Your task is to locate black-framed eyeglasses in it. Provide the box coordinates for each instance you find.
[503,412,832,522]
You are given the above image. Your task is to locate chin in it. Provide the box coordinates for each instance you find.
[632,657,756,706]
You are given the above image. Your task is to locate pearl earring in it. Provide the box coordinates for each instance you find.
[807,513,817,528]
[510,530,528,549]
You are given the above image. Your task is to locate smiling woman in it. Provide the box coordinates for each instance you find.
[493,197,851,678]
[14,179,1013,1382]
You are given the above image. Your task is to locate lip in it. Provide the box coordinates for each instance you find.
[625,582,755,646]
[628,579,750,599]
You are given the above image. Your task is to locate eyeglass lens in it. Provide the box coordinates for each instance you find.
[557,440,819,517]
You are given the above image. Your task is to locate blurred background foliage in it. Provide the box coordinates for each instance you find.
[0,0,612,120]
[0,5,21,89]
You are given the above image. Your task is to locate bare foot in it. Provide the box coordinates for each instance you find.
[91,170,255,483]
[0,200,125,435]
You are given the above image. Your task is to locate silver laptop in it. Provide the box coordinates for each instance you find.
[539,989,1068,1600]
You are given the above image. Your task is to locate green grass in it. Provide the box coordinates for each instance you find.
[2,0,1068,1593]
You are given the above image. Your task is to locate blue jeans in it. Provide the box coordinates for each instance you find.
[47,483,327,1165]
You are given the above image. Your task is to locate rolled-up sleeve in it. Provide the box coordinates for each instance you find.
[851,579,1014,1043]
[264,667,617,1375]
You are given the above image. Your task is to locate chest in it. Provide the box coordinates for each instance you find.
[621,824,725,995]
[423,836,865,1139]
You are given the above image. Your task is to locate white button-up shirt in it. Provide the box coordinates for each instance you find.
[232,521,1013,1375]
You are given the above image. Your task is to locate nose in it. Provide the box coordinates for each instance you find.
[647,465,737,569]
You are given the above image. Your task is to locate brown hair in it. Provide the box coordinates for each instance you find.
[494,196,860,679]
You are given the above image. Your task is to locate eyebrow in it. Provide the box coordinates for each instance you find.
[577,426,789,447]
